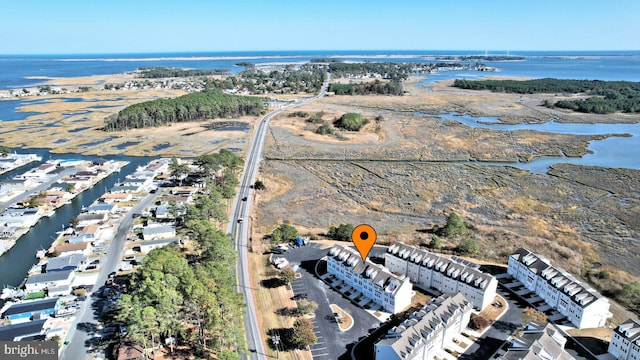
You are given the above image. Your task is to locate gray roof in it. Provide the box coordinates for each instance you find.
[143,225,175,236]
[46,254,86,271]
[85,203,115,212]
[328,245,409,296]
[140,238,180,247]
[25,269,74,285]
[0,319,47,340]
[387,242,496,290]
[376,293,472,358]
[500,322,575,360]
[2,298,59,317]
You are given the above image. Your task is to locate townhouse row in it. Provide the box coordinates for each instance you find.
[385,242,497,310]
[507,248,611,329]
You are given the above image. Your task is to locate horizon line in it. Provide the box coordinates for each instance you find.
[2,49,640,56]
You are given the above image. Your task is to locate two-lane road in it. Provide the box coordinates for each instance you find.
[228,74,330,360]
[60,192,159,360]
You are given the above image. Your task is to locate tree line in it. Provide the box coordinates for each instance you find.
[116,150,245,359]
[137,67,231,78]
[103,90,264,131]
[453,78,640,114]
[329,80,403,95]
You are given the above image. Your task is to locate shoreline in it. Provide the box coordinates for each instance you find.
[0,160,128,257]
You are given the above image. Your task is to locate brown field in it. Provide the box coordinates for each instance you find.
[2,71,639,327]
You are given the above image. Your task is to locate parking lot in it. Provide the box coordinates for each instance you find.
[279,242,383,359]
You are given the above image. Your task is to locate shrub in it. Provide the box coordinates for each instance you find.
[333,113,369,131]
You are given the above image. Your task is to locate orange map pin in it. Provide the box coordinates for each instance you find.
[352,224,376,261]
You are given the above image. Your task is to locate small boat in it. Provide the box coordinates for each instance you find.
[1,286,25,300]
[35,248,46,259]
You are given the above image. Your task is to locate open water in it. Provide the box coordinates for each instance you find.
[0,51,639,291]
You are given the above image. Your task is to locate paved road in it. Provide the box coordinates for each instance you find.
[227,74,330,360]
[0,167,77,212]
[281,243,382,360]
[60,192,159,360]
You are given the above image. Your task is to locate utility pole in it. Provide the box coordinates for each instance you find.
[272,334,280,359]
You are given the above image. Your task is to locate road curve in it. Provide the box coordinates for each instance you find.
[227,73,330,360]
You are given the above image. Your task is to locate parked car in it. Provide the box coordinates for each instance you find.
[291,293,307,301]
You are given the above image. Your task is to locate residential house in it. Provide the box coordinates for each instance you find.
[84,203,117,215]
[1,298,60,323]
[608,319,640,360]
[498,322,575,360]
[0,319,47,340]
[76,212,108,226]
[79,223,102,240]
[53,242,91,257]
[327,244,413,314]
[100,192,133,203]
[24,270,75,292]
[0,208,42,228]
[142,225,176,241]
[508,248,612,329]
[110,185,141,193]
[139,238,180,253]
[374,293,473,360]
[145,159,170,176]
[385,242,497,310]
[45,254,86,272]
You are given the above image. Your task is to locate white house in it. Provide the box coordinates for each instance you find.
[498,322,575,360]
[76,212,108,226]
[374,293,472,360]
[100,192,132,203]
[609,319,640,360]
[139,238,180,253]
[24,270,75,292]
[327,244,413,314]
[385,242,497,310]
[508,248,612,329]
[142,225,176,241]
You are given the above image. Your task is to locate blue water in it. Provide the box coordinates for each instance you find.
[1,50,640,172]
[2,50,640,90]
[427,112,640,173]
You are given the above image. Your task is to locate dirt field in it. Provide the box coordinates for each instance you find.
[252,78,640,326]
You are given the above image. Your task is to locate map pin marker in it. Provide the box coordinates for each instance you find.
[352,224,376,261]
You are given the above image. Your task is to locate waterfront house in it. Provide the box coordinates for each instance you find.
[139,238,180,253]
[0,208,42,228]
[0,319,47,340]
[79,223,102,240]
[374,293,472,360]
[67,234,92,244]
[100,192,133,203]
[142,225,176,241]
[508,248,612,329]
[45,254,86,272]
[76,212,108,226]
[53,242,91,256]
[111,184,143,193]
[498,322,575,360]
[385,242,498,310]
[145,159,170,176]
[24,270,75,292]
[1,298,60,323]
[608,319,640,360]
[327,244,413,314]
[85,203,117,215]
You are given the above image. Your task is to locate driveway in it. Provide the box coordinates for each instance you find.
[283,242,382,359]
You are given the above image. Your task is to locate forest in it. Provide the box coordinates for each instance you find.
[103,90,264,131]
[137,67,230,78]
[453,78,640,114]
[115,151,246,359]
[329,80,403,95]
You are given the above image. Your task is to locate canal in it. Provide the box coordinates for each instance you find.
[0,148,151,291]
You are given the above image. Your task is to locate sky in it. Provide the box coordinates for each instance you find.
[1,0,639,54]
